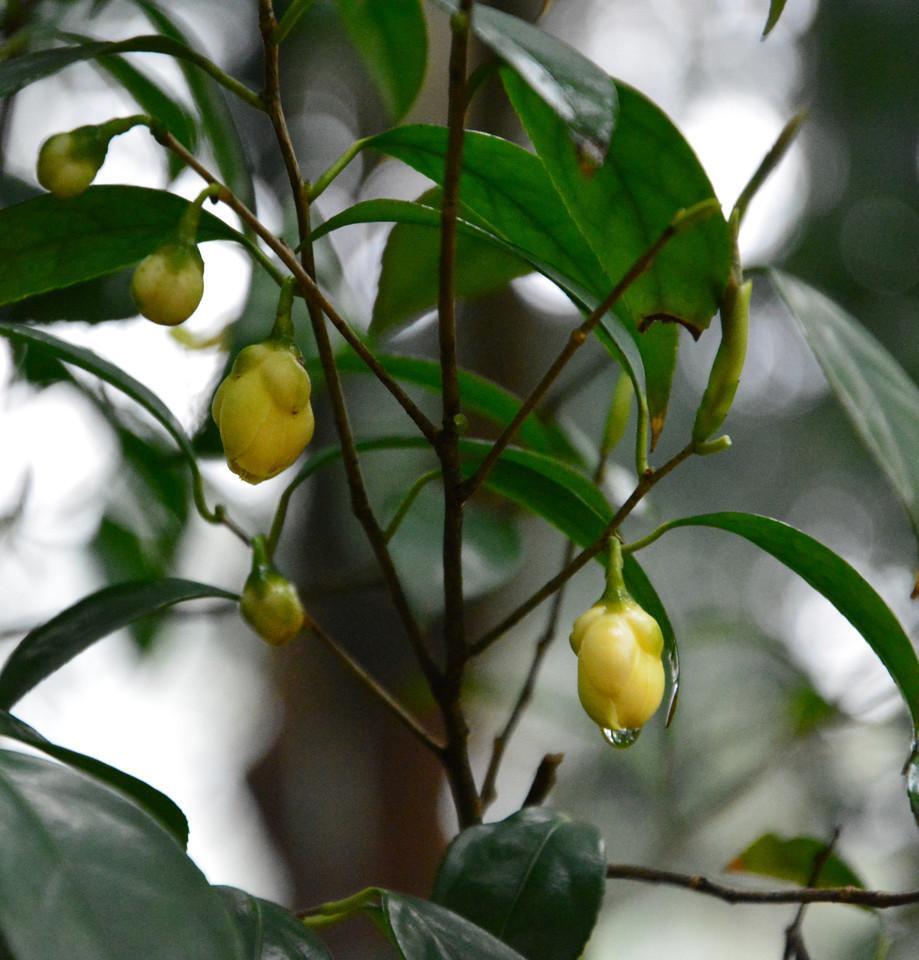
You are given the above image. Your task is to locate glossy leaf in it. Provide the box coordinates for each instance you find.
[433,807,605,960]
[431,0,616,159]
[135,1,257,208]
[0,750,244,960]
[337,0,427,119]
[0,710,188,846]
[646,511,919,811]
[0,186,242,305]
[381,892,527,960]
[727,833,865,889]
[764,0,789,36]
[0,579,237,709]
[217,887,333,959]
[503,68,731,441]
[0,322,198,469]
[771,270,919,552]
[5,270,136,324]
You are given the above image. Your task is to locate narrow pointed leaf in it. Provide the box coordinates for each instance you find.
[0,750,244,960]
[433,807,605,960]
[381,892,527,960]
[771,270,919,555]
[337,0,427,120]
[0,186,242,305]
[503,68,731,441]
[0,710,188,846]
[275,0,319,43]
[431,0,616,158]
[727,833,865,889]
[217,887,333,959]
[0,579,237,709]
[764,0,789,36]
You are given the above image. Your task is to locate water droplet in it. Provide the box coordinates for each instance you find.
[601,726,641,749]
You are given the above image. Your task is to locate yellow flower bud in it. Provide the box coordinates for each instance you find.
[240,553,305,646]
[211,340,315,484]
[569,540,665,742]
[36,128,107,199]
[131,242,205,326]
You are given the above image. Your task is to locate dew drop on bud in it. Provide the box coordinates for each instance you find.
[601,726,641,749]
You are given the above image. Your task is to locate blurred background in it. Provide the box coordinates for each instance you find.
[1,0,917,957]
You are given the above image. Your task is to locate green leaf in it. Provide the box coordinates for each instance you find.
[645,511,919,814]
[134,1,257,208]
[0,579,237,710]
[764,0,789,36]
[217,887,333,959]
[0,750,244,960]
[433,807,605,960]
[770,270,919,556]
[336,0,427,120]
[728,834,865,889]
[431,0,617,159]
[381,892,527,960]
[503,68,731,441]
[0,321,198,469]
[4,270,136,324]
[0,186,242,305]
[275,0,319,44]
[0,710,189,846]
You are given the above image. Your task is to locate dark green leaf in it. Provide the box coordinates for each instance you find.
[771,271,919,554]
[0,710,188,846]
[0,186,242,305]
[134,2,257,208]
[337,0,427,120]
[646,511,919,813]
[0,579,238,709]
[275,0,319,43]
[217,887,333,959]
[503,68,731,441]
[431,0,617,159]
[764,0,789,36]
[433,807,605,960]
[5,269,136,323]
[0,321,198,468]
[0,750,244,960]
[728,833,865,889]
[381,892,527,960]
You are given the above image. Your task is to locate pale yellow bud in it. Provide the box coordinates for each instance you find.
[570,598,665,732]
[131,243,205,326]
[212,341,315,484]
[240,567,304,646]
[36,129,106,199]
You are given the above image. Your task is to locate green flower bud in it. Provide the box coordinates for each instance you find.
[131,242,205,326]
[36,127,108,199]
[212,339,315,484]
[569,540,664,735]
[240,541,304,646]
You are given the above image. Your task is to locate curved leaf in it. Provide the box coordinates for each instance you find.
[0,750,244,960]
[275,0,319,43]
[0,186,242,305]
[503,68,731,442]
[771,270,919,555]
[727,833,864,890]
[337,0,427,120]
[431,0,616,159]
[0,579,237,710]
[217,887,333,959]
[381,892,527,960]
[433,807,605,960]
[764,0,789,36]
[0,710,188,846]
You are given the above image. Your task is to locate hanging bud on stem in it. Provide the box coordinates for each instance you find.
[239,536,305,646]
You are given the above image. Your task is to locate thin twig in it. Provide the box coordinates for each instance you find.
[782,828,841,960]
[522,753,564,807]
[256,0,439,691]
[470,441,695,657]
[307,617,444,754]
[461,204,716,501]
[433,0,481,830]
[605,863,919,908]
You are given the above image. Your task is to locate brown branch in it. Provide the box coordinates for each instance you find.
[251,2,440,690]
[461,211,704,502]
[432,0,480,830]
[470,441,695,657]
[522,753,564,807]
[606,863,919,909]
[307,617,444,754]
